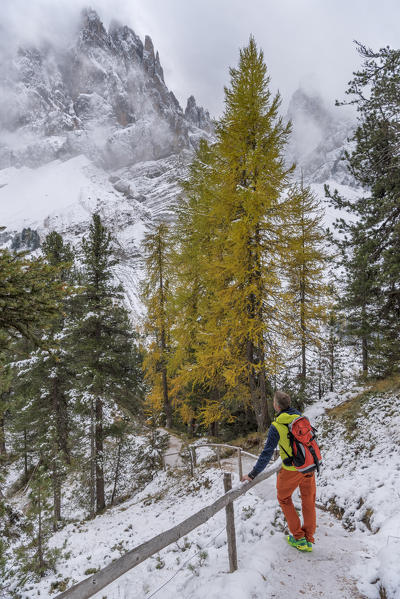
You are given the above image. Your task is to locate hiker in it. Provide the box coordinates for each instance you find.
[241,390,316,552]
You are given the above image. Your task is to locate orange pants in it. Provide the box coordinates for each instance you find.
[276,469,316,543]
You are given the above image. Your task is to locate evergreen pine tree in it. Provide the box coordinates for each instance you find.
[10,232,76,529]
[282,181,329,406]
[0,227,66,344]
[141,222,174,428]
[180,37,292,433]
[326,42,400,376]
[73,213,143,514]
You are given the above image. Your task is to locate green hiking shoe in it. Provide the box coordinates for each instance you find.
[287,535,308,551]
[305,541,313,552]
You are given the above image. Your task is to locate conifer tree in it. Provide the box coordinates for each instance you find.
[170,140,222,433]
[0,227,66,344]
[326,42,400,375]
[283,182,329,405]
[141,223,174,428]
[73,213,143,514]
[0,333,12,456]
[14,463,58,582]
[10,232,75,528]
[180,37,292,433]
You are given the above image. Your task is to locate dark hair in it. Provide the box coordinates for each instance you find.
[273,390,291,410]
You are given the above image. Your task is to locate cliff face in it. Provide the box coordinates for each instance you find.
[285,88,356,186]
[0,8,214,318]
[0,8,213,171]
[0,10,358,318]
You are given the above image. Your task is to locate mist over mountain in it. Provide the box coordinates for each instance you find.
[0,7,356,316]
[0,7,213,171]
[285,87,355,186]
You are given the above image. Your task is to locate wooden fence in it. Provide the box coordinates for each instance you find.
[56,460,281,599]
[163,441,260,480]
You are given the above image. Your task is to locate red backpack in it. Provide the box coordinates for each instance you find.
[280,416,322,474]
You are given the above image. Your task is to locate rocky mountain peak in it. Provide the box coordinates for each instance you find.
[142,35,163,82]
[0,7,214,172]
[185,95,213,132]
[109,20,143,62]
[78,7,112,51]
[287,88,335,130]
[285,87,355,185]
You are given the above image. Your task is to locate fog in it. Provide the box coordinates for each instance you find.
[1,0,399,117]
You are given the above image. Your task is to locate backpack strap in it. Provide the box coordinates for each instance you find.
[278,422,294,465]
[279,442,291,458]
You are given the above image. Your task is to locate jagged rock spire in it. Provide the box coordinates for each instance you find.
[185,95,212,132]
[79,7,112,49]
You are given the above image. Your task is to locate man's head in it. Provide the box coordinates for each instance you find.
[273,390,291,413]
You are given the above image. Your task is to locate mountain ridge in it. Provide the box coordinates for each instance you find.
[0,8,357,319]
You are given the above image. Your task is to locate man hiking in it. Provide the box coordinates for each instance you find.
[241,390,316,552]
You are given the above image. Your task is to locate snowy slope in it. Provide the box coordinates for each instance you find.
[0,150,193,318]
[1,460,363,599]
[4,380,400,599]
[0,10,359,325]
[305,386,400,599]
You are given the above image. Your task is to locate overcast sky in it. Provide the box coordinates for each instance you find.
[2,0,399,117]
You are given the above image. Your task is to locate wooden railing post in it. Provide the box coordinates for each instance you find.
[237,448,243,480]
[223,473,238,572]
[189,448,194,477]
[191,446,197,470]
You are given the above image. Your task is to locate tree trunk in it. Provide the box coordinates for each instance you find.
[50,375,67,528]
[52,464,61,531]
[161,363,171,429]
[90,400,96,519]
[246,338,270,435]
[245,230,270,435]
[318,349,322,400]
[300,273,306,397]
[157,234,172,429]
[0,413,6,455]
[95,397,105,512]
[23,428,28,482]
[53,378,70,465]
[37,478,44,576]
[329,331,335,392]
[362,335,368,376]
[111,439,122,506]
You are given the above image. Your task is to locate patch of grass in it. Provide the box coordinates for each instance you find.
[227,431,263,451]
[368,374,400,394]
[327,497,345,520]
[361,508,374,532]
[142,487,168,506]
[154,555,165,570]
[326,375,400,437]
[84,567,98,575]
[379,583,388,599]
[49,578,70,593]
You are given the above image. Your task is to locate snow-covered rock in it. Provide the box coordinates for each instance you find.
[286,87,356,187]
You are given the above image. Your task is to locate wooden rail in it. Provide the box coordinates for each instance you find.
[163,442,260,479]
[56,461,281,599]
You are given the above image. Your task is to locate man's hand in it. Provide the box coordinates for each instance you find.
[241,474,253,483]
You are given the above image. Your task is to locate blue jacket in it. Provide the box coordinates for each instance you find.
[248,407,301,479]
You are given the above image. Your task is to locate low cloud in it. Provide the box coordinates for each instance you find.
[1,0,399,118]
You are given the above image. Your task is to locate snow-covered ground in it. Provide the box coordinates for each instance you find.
[306,387,400,599]
[3,384,400,599]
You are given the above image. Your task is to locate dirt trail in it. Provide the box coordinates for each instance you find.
[226,453,367,598]
[162,435,367,598]
[159,428,185,467]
